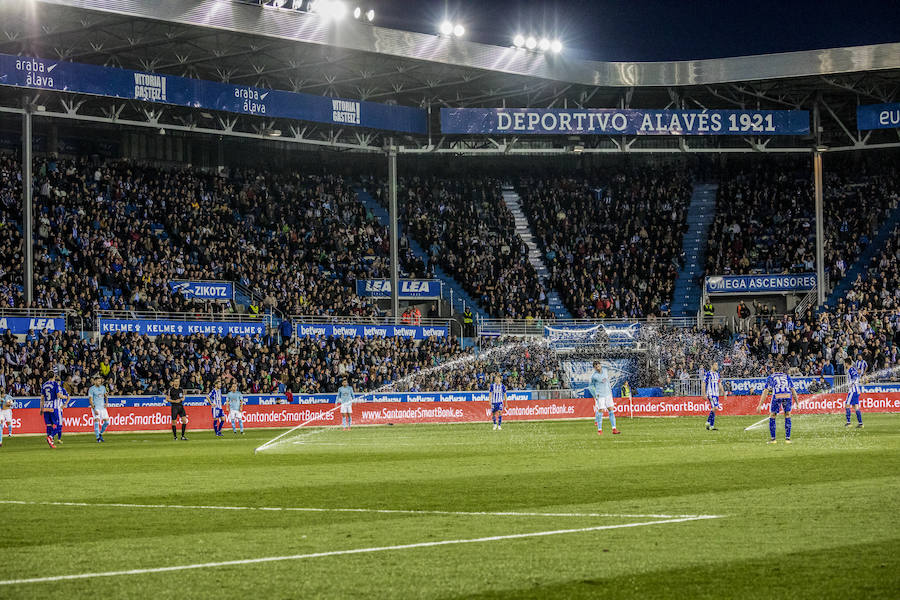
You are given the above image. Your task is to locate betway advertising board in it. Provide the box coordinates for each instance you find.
[296,323,447,339]
[8,394,900,434]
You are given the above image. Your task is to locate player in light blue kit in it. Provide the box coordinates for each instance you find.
[589,361,619,435]
[0,388,14,446]
[336,379,355,430]
[701,362,723,431]
[843,358,864,428]
[88,375,110,443]
[40,372,65,449]
[207,380,226,437]
[226,383,245,434]
[488,374,506,431]
[757,370,799,444]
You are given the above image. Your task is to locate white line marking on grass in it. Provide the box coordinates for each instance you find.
[0,500,716,520]
[745,417,771,431]
[0,515,722,586]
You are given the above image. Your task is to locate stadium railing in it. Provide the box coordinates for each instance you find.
[96,309,270,325]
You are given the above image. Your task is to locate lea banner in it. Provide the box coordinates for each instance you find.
[8,394,900,435]
[440,108,810,136]
[0,315,66,334]
[356,279,442,299]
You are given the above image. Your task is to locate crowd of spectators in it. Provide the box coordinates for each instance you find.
[705,162,900,293]
[382,177,553,320]
[0,329,563,397]
[519,169,691,319]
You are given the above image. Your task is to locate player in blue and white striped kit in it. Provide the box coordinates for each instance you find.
[854,355,868,378]
[207,380,226,437]
[758,370,799,444]
[701,362,723,431]
[489,375,506,430]
[40,372,65,449]
[843,358,864,428]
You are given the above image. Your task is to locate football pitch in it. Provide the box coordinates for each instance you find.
[1,415,897,599]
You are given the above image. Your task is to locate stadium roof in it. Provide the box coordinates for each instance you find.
[1,0,899,154]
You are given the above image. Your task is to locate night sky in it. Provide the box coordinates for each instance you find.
[373,0,900,61]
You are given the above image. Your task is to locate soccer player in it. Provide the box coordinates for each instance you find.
[40,372,65,449]
[167,376,189,440]
[701,362,723,431]
[336,378,355,430]
[0,388,14,445]
[53,380,71,444]
[843,358,864,428]
[207,380,226,437]
[590,361,619,435]
[88,375,111,443]
[488,374,506,431]
[757,370,798,444]
[226,382,244,434]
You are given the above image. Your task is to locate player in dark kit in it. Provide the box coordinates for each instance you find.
[167,377,189,440]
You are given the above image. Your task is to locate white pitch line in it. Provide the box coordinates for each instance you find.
[0,515,721,586]
[0,500,714,520]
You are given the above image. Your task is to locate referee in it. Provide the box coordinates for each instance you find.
[167,376,189,441]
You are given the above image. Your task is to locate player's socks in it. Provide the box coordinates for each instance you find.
[708,412,715,427]
[595,411,602,431]
[769,417,776,439]
[46,424,54,437]
[608,410,616,430]
[845,408,851,424]
[855,410,862,424]
[239,420,244,433]
[171,425,178,439]
[181,423,187,438]
[94,421,100,439]
[497,414,501,427]
[100,421,109,435]
[785,417,791,439]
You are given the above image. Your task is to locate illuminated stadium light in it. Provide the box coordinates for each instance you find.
[453,24,465,37]
[513,34,525,48]
[353,6,361,18]
[311,0,347,20]
[551,40,563,53]
[439,21,454,35]
[366,8,374,21]
[539,38,551,51]
[525,36,537,50]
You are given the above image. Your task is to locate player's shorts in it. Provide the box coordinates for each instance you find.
[707,395,721,409]
[846,391,860,406]
[0,408,12,423]
[339,402,353,414]
[92,407,109,421]
[229,410,244,422]
[42,411,60,427]
[595,395,615,410]
[211,407,224,420]
[171,403,187,420]
[770,396,793,414]
[491,401,503,412]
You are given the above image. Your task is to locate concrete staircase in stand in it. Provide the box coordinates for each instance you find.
[671,183,719,318]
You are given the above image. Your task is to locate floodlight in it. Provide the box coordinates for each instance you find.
[551,40,562,53]
[513,34,525,48]
[525,36,537,50]
[453,24,465,37]
[366,9,374,21]
[539,38,550,51]
[440,21,453,35]
[353,6,361,18]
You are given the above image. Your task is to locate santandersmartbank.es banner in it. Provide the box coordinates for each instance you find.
[356,279,442,298]
[0,54,426,134]
[0,316,66,334]
[296,323,447,339]
[705,273,816,294]
[857,103,900,130]
[99,318,264,337]
[169,281,233,300]
[441,108,809,136]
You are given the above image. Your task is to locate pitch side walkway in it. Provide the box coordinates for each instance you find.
[672,183,718,317]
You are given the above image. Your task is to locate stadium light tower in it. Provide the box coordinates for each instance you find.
[525,36,537,50]
[439,21,453,35]
[551,40,563,53]
[513,34,525,48]
[453,24,465,37]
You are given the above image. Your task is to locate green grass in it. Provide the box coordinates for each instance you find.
[1,414,898,599]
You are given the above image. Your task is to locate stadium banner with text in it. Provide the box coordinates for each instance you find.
[295,323,447,339]
[168,281,233,300]
[8,393,900,434]
[0,315,66,334]
[856,103,900,130]
[356,279,443,299]
[705,273,816,294]
[98,318,265,337]
[0,53,426,134]
[440,108,810,136]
